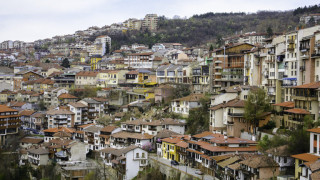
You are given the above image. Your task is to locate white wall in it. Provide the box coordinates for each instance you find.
[125,148,148,180]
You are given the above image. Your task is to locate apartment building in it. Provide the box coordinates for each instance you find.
[0,105,21,145]
[125,52,155,69]
[67,102,89,126]
[75,71,98,88]
[46,109,75,128]
[142,14,158,31]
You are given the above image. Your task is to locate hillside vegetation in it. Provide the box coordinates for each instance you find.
[104,4,320,50]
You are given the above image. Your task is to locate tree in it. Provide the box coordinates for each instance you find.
[45,59,50,63]
[105,43,110,55]
[244,88,271,134]
[186,96,210,134]
[61,58,70,68]
[267,26,273,37]
[209,44,214,52]
[96,115,112,126]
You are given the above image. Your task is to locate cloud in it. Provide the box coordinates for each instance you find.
[0,0,319,42]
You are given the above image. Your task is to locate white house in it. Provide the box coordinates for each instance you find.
[27,147,49,166]
[171,94,204,117]
[100,145,148,180]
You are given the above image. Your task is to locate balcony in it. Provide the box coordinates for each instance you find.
[300,46,310,52]
[311,53,320,58]
[228,112,244,117]
[300,54,309,60]
[299,66,305,71]
[287,39,295,44]
[214,72,221,75]
[215,60,222,63]
[215,66,222,69]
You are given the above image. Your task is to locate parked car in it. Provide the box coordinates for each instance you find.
[171,160,179,166]
[195,170,203,175]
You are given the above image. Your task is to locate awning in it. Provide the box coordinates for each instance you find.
[283,78,297,81]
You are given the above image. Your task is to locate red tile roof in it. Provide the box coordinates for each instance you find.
[293,82,320,89]
[272,101,294,108]
[58,93,78,99]
[76,71,98,77]
[307,128,320,134]
[292,153,320,162]
[43,127,75,133]
[284,108,311,114]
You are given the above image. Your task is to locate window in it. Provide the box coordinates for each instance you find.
[317,61,319,67]
[136,153,139,158]
[244,95,248,100]
[141,160,146,164]
[142,153,145,158]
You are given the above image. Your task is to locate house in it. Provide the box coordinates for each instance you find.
[161,136,184,162]
[57,93,78,105]
[110,131,153,149]
[99,125,121,149]
[155,129,180,157]
[43,127,75,142]
[0,105,21,145]
[154,84,174,103]
[266,145,294,173]
[83,125,103,151]
[19,110,35,128]
[124,52,155,69]
[75,71,98,88]
[100,145,148,180]
[239,155,280,180]
[46,108,75,128]
[79,98,105,122]
[283,82,320,130]
[19,137,43,149]
[291,127,320,179]
[31,112,46,130]
[7,101,33,110]
[56,141,88,161]
[67,102,89,126]
[171,94,204,117]
[97,70,128,88]
[27,147,49,166]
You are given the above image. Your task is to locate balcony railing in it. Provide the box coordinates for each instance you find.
[228,112,244,117]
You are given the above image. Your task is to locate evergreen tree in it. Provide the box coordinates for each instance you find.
[267,26,273,37]
[105,43,110,55]
[61,58,70,68]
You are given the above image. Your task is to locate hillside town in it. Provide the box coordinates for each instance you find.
[2,9,320,180]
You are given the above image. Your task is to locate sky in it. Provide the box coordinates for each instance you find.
[0,0,319,42]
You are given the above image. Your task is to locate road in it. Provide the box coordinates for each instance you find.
[150,155,215,180]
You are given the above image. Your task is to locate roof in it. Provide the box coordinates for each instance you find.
[293,82,320,89]
[212,154,234,162]
[43,127,75,133]
[202,144,257,152]
[173,94,204,102]
[272,101,294,108]
[46,109,74,115]
[9,101,26,107]
[58,93,78,99]
[19,110,35,116]
[76,71,98,77]
[78,123,95,128]
[162,136,183,144]
[20,137,43,144]
[0,105,18,113]
[27,147,49,155]
[100,125,118,133]
[308,128,320,133]
[111,131,153,140]
[83,125,103,133]
[128,52,153,56]
[53,131,72,138]
[176,141,188,148]
[227,162,241,170]
[284,108,311,114]
[155,129,180,139]
[193,131,215,139]
[68,102,87,108]
[266,145,291,156]
[292,153,320,162]
[240,156,278,168]
[217,156,240,168]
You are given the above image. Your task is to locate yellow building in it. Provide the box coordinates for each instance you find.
[90,55,102,70]
[161,137,181,161]
[97,70,128,88]
[144,89,155,100]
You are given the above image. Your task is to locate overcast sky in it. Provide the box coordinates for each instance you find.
[0,0,319,42]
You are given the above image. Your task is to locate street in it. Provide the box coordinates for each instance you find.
[149,155,215,180]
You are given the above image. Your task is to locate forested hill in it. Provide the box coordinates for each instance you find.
[109,5,320,50]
